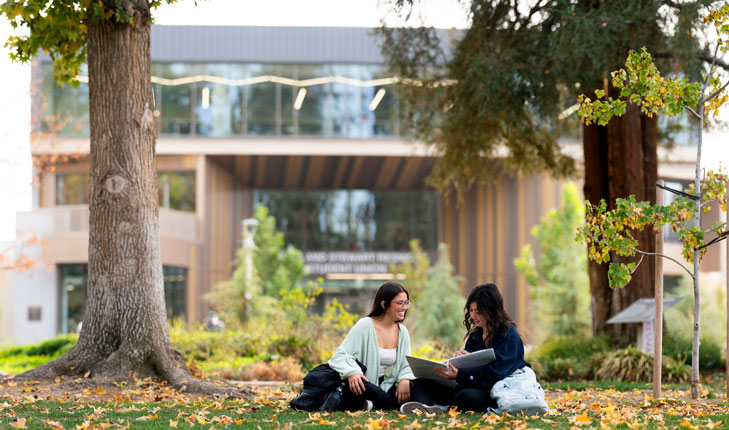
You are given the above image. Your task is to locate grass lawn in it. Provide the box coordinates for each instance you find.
[1,380,728,429]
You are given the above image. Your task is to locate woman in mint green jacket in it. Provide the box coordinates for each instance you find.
[328,281,415,410]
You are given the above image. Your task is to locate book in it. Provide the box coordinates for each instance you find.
[406,349,496,387]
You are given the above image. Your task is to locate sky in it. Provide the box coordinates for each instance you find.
[0,0,726,242]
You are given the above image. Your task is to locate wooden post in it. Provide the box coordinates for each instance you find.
[654,180,664,399]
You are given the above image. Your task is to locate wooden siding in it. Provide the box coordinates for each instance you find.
[440,173,563,336]
[196,157,236,322]
[220,154,434,190]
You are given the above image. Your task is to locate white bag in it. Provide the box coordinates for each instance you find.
[489,366,549,415]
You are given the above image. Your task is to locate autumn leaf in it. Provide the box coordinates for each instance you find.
[569,411,592,426]
[44,420,64,430]
[408,418,422,429]
[704,419,725,429]
[169,419,178,428]
[9,418,27,428]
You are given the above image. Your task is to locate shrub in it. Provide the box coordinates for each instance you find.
[0,335,78,375]
[533,335,613,361]
[240,357,303,381]
[514,182,591,344]
[532,354,605,381]
[663,332,724,371]
[662,355,691,384]
[597,347,653,382]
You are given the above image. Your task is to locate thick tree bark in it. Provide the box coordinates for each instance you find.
[583,94,657,344]
[18,7,248,397]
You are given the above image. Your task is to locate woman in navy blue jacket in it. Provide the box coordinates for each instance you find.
[403,283,529,413]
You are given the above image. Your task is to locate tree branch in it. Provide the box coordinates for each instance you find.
[635,249,694,278]
[703,220,726,233]
[699,50,729,73]
[702,44,721,96]
[705,79,729,102]
[685,106,700,119]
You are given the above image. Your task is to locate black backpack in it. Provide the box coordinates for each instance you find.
[290,361,366,412]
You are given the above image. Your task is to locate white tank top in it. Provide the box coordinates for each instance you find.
[378,347,397,377]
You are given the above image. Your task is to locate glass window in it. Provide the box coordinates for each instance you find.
[254,190,439,251]
[662,181,688,242]
[330,65,363,137]
[58,264,88,334]
[56,174,90,205]
[297,65,331,136]
[40,64,89,136]
[194,64,244,136]
[279,65,296,135]
[163,266,188,320]
[246,64,277,135]
[157,171,196,212]
[39,62,402,138]
[659,112,699,146]
[58,264,187,334]
[159,63,193,135]
[371,84,396,136]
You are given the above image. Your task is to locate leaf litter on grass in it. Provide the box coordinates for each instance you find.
[2,379,729,428]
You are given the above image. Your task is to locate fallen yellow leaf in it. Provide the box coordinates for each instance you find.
[169,419,178,428]
[44,420,64,430]
[9,418,26,429]
[408,418,422,429]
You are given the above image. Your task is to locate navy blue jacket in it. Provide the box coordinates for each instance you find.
[455,325,529,393]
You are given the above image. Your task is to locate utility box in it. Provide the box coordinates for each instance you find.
[607,297,682,355]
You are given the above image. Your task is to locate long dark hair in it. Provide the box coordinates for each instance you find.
[463,283,515,343]
[367,281,409,321]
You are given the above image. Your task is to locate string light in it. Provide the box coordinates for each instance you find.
[74,74,453,88]
[293,88,307,110]
[369,88,386,111]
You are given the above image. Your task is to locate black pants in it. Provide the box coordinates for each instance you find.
[338,380,400,410]
[410,379,497,411]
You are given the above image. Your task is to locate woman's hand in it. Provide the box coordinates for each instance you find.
[434,362,458,380]
[455,349,469,357]
[395,379,411,404]
[347,374,368,395]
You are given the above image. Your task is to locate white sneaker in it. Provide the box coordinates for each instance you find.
[399,401,446,415]
[365,400,374,411]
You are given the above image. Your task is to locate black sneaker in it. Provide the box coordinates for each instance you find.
[399,401,446,415]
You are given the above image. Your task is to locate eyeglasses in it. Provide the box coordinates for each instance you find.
[393,300,412,307]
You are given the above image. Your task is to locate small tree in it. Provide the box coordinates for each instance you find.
[392,241,463,349]
[576,23,729,397]
[251,205,305,299]
[418,243,464,349]
[515,182,591,343]
[208,205,306,325]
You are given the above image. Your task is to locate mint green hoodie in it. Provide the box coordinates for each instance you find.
[328,317,415,393]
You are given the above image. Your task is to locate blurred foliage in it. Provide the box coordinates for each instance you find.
[417,243,464,349]
[596,347,654,382]
[529,334,692,383]
[529,335,612,381]
[514,182,591,344]
[663,275,726,371]
[207,205,307,325]
[0,334,78,375]
[252,205,305,299]
[392,240,464,350]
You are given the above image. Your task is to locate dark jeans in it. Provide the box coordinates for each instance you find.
[338,380,400,410]
[410,379,497,411]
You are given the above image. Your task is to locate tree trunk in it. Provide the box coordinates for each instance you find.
[583,93,657,344]
[18,7,247,396]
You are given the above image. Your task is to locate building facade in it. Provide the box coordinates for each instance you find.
[2,26,721,346]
